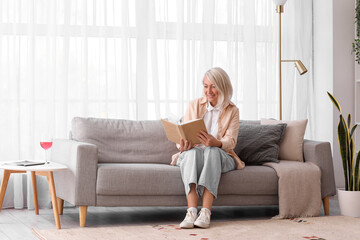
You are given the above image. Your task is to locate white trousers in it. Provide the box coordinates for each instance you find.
[176,146,236,198]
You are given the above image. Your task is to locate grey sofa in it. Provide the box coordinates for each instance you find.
[52,117,336,227]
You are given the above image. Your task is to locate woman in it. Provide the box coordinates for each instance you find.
[171,67,245,229]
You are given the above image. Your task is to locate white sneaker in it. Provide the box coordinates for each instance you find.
[194,208,211,228]
[180,208,198,229]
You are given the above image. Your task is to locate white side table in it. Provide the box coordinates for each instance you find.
[0,162,67,229]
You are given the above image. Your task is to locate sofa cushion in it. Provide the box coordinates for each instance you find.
[261,118,308,162]
[96,164,278,196]
[71,117,178,164]
[218,165,278,195]
[239,120,260,125]
[234,123,287,165]
[97,164,184,195]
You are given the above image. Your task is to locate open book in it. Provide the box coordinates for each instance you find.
[161,118,207,144]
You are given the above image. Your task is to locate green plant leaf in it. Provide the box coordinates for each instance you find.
[347,114,351,128]
[356,0,360,37]
[350,124,358,138]
[353,38,360,64]
[354,151,360,191]
[327,92,342,113]
[350,138,355,190]
[338,115,349,190]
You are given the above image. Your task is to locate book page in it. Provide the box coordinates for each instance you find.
[167,113,181,124]
[180,118,199,124]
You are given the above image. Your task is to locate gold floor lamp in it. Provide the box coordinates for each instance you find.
[273,0,308,120]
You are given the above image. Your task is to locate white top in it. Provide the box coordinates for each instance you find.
[0,161,68,172]
[203,102,221,139]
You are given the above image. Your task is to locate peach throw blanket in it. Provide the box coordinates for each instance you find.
[264,160,322,219]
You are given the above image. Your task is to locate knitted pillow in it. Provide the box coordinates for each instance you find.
[234,123,287,165]
[261,119,308,162]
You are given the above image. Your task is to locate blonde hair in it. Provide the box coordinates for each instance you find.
[204,67,233,108]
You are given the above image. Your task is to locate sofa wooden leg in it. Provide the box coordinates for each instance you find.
[322,196,330,216]
[57,197,64,215]
[79,206,88,227]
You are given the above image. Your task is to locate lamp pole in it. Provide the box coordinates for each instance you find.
[277,5,283,120]
[274,1,307,120]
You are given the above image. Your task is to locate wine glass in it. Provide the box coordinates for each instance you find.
[40,135,53,164]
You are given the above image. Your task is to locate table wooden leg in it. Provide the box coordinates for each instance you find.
[31,171,39,215]
[45,172,61,229]
[0,170,11,212]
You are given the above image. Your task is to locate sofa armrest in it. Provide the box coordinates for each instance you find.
[52,139,98,206]
[303,139,336,199]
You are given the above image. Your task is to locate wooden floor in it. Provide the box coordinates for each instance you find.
[0,196,340,240]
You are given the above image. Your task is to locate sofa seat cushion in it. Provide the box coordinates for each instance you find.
[97,164,278,196]
[218,165,278,195]
[97,163,185,196]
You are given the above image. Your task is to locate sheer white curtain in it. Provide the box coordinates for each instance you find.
[0,0,313,209]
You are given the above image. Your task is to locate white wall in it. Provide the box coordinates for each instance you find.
[313,1,333,142]
[314,0,355,189]
[332,0,355,188]
[313,0,335,183]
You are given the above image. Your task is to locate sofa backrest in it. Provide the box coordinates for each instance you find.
[239,120,260,125]
[71,117,179,164]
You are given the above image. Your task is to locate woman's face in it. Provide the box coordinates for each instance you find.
[203,75,218,107]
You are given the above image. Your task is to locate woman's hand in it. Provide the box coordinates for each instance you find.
[197,130,222,148]
[179,139,194,153]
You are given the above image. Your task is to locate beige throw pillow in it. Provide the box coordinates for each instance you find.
[260,118,308,162]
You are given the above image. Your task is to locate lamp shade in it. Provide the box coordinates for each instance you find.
[272,0,287,6]
[295,60,307,75]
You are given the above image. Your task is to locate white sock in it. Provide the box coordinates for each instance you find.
[188,207,197,214]
[201,208,211,214]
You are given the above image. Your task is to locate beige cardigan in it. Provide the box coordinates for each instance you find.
[171,97,245,170]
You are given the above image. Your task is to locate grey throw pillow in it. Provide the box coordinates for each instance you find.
[234,123,287,165]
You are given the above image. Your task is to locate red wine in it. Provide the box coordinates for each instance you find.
[40,142,53,150]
